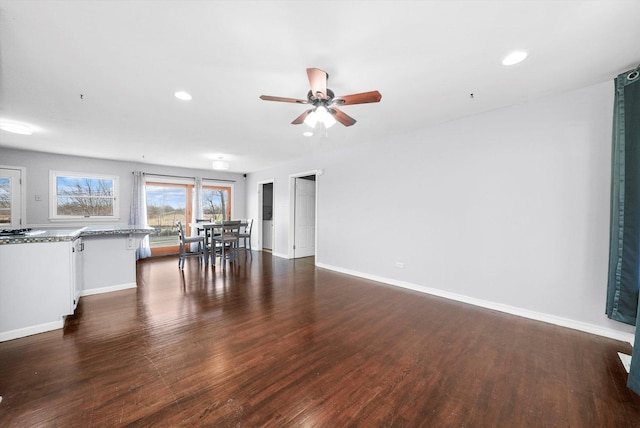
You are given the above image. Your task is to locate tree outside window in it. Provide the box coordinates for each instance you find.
[202,186,230,222]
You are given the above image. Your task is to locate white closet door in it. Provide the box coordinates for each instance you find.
[294,178,315,258]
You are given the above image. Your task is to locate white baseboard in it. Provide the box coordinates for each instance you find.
[271,251,289,259]
[0,319,64,342]
[0,283,137,342]
[80,282,137,297]
[316,262,635,345]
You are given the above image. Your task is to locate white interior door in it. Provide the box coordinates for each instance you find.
[0,167,23,227]
[294,177,316,258]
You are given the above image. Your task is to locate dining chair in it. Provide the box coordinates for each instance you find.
[238,219,253,258]
[195,218,213,258]
[212,220,241,268]
[176,221,206,269]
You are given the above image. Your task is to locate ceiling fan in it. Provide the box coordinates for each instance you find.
[260,68,382,128]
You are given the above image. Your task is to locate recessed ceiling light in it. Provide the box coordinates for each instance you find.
[174,91,192,101]
[303,131,313,137]
[0,120,33,135]
[502,51,528,66]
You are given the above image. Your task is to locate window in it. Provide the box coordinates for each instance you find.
[50,171,119,220]
[145,179,233,255]
[202,184,231,222]
[0,167,25,227]
[0,177,9,224]
[146,182,188,253]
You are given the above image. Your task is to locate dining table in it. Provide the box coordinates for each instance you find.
[189,221,248,266]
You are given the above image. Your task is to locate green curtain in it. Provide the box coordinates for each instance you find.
[607,66,640,395]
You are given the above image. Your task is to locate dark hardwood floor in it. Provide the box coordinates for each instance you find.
[1,252,639,427]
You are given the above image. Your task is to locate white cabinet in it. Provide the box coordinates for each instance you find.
[0,240,78,341]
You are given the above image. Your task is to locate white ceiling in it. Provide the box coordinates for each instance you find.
[1,0,639,173]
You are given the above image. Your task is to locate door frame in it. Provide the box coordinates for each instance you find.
[288,169,322,260]
[257,178,275,252]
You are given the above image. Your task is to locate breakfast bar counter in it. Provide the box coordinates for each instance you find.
[0,225,155,244]
[0,225,155,342]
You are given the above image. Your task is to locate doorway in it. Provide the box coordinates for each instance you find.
[290,173,317,259]
[259,181,274,252]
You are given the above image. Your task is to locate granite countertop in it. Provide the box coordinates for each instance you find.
[0,225,157,245]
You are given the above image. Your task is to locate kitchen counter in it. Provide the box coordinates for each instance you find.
[0,225,155,342]
[0,225,156,244]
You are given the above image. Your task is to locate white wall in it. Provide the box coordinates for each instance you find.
[246,80,635,339]
[0,149,246,225]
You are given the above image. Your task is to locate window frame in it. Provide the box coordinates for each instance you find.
[49,170,120,221]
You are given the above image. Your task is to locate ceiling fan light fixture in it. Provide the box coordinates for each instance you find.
[308,106,336,128]
[304,111,318,128]
[260,67,381,128]
[323,111,337,128]
[315,106,330,122]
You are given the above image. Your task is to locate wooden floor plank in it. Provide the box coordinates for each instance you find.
[1,253,639,426]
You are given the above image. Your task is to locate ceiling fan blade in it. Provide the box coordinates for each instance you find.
[260,95,308,104]
[307,68,328,99]
[333,90,382,106]
[292,109,313,125]
[330,107,357,127]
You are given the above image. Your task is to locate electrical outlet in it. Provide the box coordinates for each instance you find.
[126,237,134,250]
[395,262,405,268]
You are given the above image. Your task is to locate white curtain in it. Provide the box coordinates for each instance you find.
[129,171,151,259]
[191,177,204,251]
